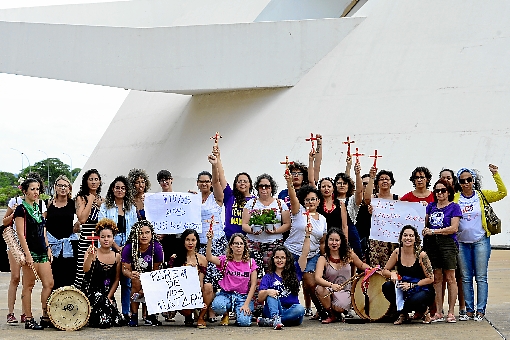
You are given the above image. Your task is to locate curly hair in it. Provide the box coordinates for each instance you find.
[104,176,135,211]
[126,220,158,272]
[52,174,72,201]
[173,229,201,267]
[226,233,250,262]
[333,173,354,197]
[75,169,102,198]
[374,170,396,192]
[318,177,335,204]
[296,185,323,207]
[95,218,118,236]
[268,246,300,296]
[20,178,40,193]
[432,179,455,202]
[398,225,422,257]
[157,170,172,182]
[324,228,351,264]
[255,173,278,197]
[128,168,151,194]
[288,161,309,186]
[233,172,253,207]
[27,172,45,194]
[409,166,432,189]
[439,168,460,193]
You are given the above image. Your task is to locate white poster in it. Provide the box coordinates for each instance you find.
[144,192,202,234]
[370,198,426,243]
[140,267,204,314]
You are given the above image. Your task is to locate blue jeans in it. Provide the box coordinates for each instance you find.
[458,236,491,314]
[115,233,131,315]
[262,296,304,326]
[211,290,253,326]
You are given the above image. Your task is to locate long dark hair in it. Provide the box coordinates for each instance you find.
[126,220,158,272]
[105,175,135,210]
[398,225,421,257]
[268,246,300,296]
[173,229,201,267]
[233,172,253,207]
[76,169,102,198]
[324,228,351,264]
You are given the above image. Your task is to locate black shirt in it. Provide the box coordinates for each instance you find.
[14,204,46,254]
[45,198,76,240]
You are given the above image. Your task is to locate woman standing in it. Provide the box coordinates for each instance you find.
[423,179,462,323]
[454,165,506,321]
[382,225,435,325]
[121,220,164,327]
[99,175,137,320]
[75,169,103,290]
[82,218,123,328]
[242,173,290,314]
[315,228,372,323]
[400,167,434,204]
[317,177,348,235]
[283,172,327,320]
[14,178,54,330]
[128,168,151,221]
[46,175,78,290]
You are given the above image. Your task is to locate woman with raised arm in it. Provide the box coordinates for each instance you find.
[207,231,258,327]
[454,165,506,322]
[45,175,78,291]
[315,228,372,324]
[75,169,103,290]
[364,167,400,267]
[14,178,54,330]
[381,225,434,325]
[128,168,151,221]
[82,218,123,328]
[422,179,461,323]
[283,171,327,320]
[121,220,164,327]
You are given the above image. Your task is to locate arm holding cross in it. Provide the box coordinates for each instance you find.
[208,154,224,206]
[212,145,228,191]
[364,166,377,205]
[313,134,323,183]
[308,149,316,188]
[285,171,300,216]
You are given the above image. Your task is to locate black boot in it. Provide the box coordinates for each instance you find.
[25,317,44,330]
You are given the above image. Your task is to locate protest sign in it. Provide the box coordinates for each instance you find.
[144,192,201,234]
[140,266,204,314]
[370,198,426,243]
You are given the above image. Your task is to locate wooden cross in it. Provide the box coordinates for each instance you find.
[280,156,294,176]
[343,136,355,157]
[86,231,100,247]
[369,149,383,168]
[305,133,318,151]
[205,215,219,232]
[302,207,317,232]
[210,131,222,145]
[352,147,364,164]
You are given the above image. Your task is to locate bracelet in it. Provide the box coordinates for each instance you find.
[304,235,310,239]
[330,282,333,288]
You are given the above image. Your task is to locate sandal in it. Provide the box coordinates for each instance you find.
[394,314,408,325]
[220,313,229,326]
[422,313,431,324]
[197,318,207,329]
[446,314,456,323]
[430,313,445,323]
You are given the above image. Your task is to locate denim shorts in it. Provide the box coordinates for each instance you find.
[293,253,320,281]
[424,235,458,270]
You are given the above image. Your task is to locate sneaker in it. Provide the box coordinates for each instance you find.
[474,314,485,322]
[144,318,153,326]
[459,310,470,321]
[7,313,18,324]
[273,316,284,330]
[146,314,162,326]
[39,317,54,328]
[24,318,43,330]
[304,308,313,317]
[257,317,273,327]
[220,314,229,326]
[20,314,26,323]
[129,313,138,327]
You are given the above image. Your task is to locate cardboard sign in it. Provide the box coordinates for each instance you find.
[144,192,201,234]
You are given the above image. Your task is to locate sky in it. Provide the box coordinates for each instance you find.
[0,0,129,175]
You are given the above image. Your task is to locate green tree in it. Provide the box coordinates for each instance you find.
[19,158,72,193]
[0,172,17,187]
[0,186,21,206]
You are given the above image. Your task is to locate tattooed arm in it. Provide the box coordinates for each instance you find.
[418,252,434,286]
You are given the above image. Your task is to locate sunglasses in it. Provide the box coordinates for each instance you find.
[258,184,271,190]
[459,177,473,184]
[434,188,447,194]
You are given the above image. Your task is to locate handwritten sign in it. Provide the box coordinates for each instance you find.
[144,192,201,234]
[370,198,426,243]
[140,267,204,314]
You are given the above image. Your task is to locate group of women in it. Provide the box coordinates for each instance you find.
[2,134,506,331]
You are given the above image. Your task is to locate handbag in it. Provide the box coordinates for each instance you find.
[478,191,501,235]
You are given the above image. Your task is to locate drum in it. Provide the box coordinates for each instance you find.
[351,272,390,321]
[47,286,90,331]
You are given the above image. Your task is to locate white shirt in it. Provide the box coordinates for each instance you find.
[457,193,484,243]
[285,205,326,258]
[245,198,288,244]
[199,193,225,244]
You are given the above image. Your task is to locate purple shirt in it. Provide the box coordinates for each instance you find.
[121,241,164,273]
[259,273,300,308]
[223,184,253,240]
[426,202,462,243]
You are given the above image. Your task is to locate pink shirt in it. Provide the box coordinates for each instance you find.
[216,255,258,294]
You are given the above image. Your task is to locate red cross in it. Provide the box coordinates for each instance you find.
[305,133,318,151]
[369,150,382,168]
[352,147,364,164]
[210,131,222,145]
[280,156,294,176]
[302,207,317,232]
[343,136,355,157]
[86,231,100,247]
[205,215,219,232]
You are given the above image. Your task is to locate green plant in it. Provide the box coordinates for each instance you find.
[248,208,279,226]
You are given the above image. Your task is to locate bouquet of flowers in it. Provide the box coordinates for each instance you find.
[249,208,279,226]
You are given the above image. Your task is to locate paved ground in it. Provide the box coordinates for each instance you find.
[0,249,507,340]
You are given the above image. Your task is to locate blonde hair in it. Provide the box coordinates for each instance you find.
[95,218,118,236]
[53,174,72,201]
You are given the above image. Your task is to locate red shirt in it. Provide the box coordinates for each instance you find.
[400,191,434,203]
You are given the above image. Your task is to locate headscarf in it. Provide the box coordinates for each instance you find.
[456,168,477,182]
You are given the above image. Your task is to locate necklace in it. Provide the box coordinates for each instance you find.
[329,256,341,264]
[323,198,335,214]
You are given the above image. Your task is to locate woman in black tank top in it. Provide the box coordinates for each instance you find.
[381,225,435,325]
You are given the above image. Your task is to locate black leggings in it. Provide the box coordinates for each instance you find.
[382,281,435,314]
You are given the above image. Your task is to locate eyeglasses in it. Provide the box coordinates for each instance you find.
[236,180,249,184]
[56,184,69,189]
[198,180,211,184]
[414,176,426,180]
[258,184,271,190]
[459,177,473,184]
[232,242,244,246]
[114,186,126,191]
[291,172,303,176]
[336,182,347,186]
[379,177,391,182]
[304,197,318,203]
[434,188,447,194]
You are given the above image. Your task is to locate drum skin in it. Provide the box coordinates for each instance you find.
[47,286,91,331]
[351,273,390,321]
